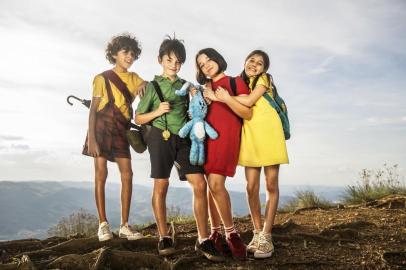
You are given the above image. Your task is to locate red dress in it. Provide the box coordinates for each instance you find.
[204,76,250,177]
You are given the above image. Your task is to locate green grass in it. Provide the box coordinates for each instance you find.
[280,190,333,212]
[342,164,406,204]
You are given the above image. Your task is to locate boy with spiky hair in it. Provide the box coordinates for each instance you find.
[135,35,224,261]
[83,33,146,242]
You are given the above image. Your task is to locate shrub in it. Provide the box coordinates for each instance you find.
[280,190,333,212]
[47,208,98,237]
[342,164,406,204]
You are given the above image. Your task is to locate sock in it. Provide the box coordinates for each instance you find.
[211,225,222,235]
[198,237,209,244]
[224,225,237,238]
[159,235,171,240]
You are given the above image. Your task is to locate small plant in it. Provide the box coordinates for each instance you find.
[47,208,98,237]
[342,164,406,204]
[166,205,194,224]
[280,190,333,212]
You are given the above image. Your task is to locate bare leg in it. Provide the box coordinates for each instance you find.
[263,165,280,233]
[245,166,262,231]
[152,179,169,236]
[207,189,222,230]
[94,157,108,223]
[187,174,209,239]
[115,157,133,224]
[207,173,233,228]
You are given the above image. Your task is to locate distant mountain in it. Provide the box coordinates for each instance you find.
[0,181,344,240]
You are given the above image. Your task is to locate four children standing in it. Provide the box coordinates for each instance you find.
[83,33,289,261]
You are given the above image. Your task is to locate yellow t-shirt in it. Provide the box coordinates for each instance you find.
[249,73,273,96]
[92,71,144,120]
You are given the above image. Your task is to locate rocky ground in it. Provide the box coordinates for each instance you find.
[0,195,405,270]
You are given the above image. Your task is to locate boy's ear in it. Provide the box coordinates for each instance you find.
[158,56,162,64]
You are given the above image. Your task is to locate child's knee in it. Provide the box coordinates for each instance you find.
[265,180,279,194]
[246,182,259,197]
[120,170,133,181]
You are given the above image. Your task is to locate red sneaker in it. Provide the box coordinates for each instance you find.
[226,232,247,260]
[209,231,224,253]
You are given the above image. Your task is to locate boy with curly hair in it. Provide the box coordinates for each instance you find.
[82,33,146,242]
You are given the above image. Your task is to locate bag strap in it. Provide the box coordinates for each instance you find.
[102,70,134,118]
[263,92,281,113]
[101,73,115,104]
[102,70,133,103]
[150,80,165,102]
[229,77,237,96]
[150,80,168,131]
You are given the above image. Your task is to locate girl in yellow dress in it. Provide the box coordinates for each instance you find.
[235,50,289,259]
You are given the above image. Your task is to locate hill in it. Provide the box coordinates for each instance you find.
[2,181,334,240]
[0,194,404,269]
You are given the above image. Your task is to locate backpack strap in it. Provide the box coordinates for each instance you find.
[150,80,165,102]
[229,77,237,96]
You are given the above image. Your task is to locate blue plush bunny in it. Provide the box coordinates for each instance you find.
[175,82,218,165]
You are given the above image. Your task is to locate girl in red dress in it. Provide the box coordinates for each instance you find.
[195,48,252,259]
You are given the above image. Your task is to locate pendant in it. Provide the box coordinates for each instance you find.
[162,129,171,141]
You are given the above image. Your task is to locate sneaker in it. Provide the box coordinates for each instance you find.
[209,231,224,253]
[247,230,260,253]
[195,239,225,262]
[158,237,176,256]
[119,223,144,240]
[254,232,274,259]
[226,232,247,260]
[97,221,113,242]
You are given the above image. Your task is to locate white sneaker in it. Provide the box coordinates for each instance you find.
[254,232,274,259]
[98,221,113,242]
[247,230,260,253]
[119,223,144,240]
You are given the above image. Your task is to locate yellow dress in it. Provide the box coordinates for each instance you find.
[238,74,289,167]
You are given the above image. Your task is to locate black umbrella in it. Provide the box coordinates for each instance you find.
[66,95,138,129]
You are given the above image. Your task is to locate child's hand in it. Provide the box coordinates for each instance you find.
[190,87,198,96]
[156,102,170,116]
[88,138,100,157]
[137,81,148,97]
[203,88,218,102]
[215,87,231,103]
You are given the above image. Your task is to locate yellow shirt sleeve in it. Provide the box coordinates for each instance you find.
[256,73,270,88]
[130,72,145,97]
[92,75,105,98]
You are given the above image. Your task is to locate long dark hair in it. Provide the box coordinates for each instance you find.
[240,50,271,90]
[195,48,227,84]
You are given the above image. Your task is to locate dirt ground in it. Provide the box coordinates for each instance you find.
[0,195,405,270]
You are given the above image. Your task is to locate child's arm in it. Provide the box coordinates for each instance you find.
[215,87,253,120]
[136,81,148,97]
[235,84,268,107]
[134,102,170,125]
[87,97,102,157]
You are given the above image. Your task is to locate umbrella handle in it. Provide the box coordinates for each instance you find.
[67,95,91,108]
[67,95,84,106]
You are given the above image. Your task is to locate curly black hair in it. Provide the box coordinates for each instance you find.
[105,33,142,64]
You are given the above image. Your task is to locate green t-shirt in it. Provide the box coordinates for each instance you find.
[136,75,188,135]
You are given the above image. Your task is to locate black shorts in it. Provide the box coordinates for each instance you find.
[147,126,204,180]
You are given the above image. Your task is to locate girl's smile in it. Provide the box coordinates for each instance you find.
[244,54,265,77]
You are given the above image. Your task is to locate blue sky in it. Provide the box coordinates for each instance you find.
[0,0,405,191]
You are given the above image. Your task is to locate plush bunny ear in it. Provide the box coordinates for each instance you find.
[175,82,191,96]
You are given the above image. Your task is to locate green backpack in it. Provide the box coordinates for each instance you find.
[261,74,290,140]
